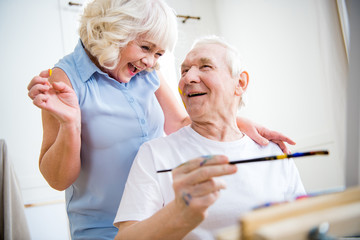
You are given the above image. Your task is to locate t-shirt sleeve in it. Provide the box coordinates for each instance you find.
[113,143,164,227]
[285,159,306,198]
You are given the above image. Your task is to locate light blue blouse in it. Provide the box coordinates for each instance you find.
[54,40,165,239]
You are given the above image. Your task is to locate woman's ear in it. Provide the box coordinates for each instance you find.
[235,71,249,95]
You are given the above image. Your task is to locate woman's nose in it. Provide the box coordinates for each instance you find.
[141,55,156,68]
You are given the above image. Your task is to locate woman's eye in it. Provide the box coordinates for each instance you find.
[141,46,150,51]
[156,53,163,58]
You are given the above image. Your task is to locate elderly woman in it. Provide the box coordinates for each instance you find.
[114,36,305,240]
[27,0,295,238]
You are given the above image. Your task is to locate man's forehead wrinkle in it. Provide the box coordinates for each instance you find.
[181,56,213,70]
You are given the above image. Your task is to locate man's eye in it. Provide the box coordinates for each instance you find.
[156,53,163,57]
[201,65,212,69]
[181,69,189,76]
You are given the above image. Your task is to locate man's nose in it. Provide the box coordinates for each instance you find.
[183,67,200,84]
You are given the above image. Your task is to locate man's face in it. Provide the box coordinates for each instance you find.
[178,43,239,120]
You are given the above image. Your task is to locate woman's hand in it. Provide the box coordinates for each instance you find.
[171,155,237,226]
[236,117,296,154]
[27,69,80,125]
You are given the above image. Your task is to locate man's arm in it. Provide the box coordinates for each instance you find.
[115,155,237,240]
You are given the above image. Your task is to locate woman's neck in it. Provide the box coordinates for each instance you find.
[83,45,109,75]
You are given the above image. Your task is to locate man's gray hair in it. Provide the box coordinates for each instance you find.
[191,35,244,78]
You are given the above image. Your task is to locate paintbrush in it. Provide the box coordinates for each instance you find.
[156,150,329,173]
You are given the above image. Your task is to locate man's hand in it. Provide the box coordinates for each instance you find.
[171,155,237,225]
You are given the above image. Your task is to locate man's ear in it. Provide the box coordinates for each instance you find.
[235,71,249,95]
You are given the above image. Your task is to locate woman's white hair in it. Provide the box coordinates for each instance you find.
[79,0,178,70]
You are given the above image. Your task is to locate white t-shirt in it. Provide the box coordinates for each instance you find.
[114,126,305,239]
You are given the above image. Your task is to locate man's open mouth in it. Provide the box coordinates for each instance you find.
[188,92,207,97]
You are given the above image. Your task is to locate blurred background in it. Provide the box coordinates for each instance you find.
[0,0,358,239]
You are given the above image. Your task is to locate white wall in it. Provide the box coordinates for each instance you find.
[25,202,69,240]
[0,0,65,203]
[0,0,352,238]
[0,1,84,239]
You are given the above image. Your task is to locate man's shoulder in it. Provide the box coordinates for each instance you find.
[242,135,283,155]
[141,126,190,149]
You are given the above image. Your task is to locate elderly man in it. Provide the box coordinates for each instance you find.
[113,36,305,240]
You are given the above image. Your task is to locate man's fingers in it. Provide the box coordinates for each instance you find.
[173,156,236,211]
[183,190,221,208]
[173,155,237,185]
[186,164,237,185]
[190,178,227,197]
[174,155,229,174]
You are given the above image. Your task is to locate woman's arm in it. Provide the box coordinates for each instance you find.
[236,117,296,153]
[155,70,191,135]
[27,69,81,190]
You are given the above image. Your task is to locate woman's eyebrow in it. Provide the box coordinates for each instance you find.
[142,41,166,53]
[144,41,156,46]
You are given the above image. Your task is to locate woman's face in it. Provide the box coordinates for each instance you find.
[109,37,165,83]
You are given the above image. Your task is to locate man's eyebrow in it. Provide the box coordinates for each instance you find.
[199,57,213,64]
[181,63,188,70]
[181,57,213,70]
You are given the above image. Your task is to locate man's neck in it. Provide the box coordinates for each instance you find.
[190,118,244,142]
